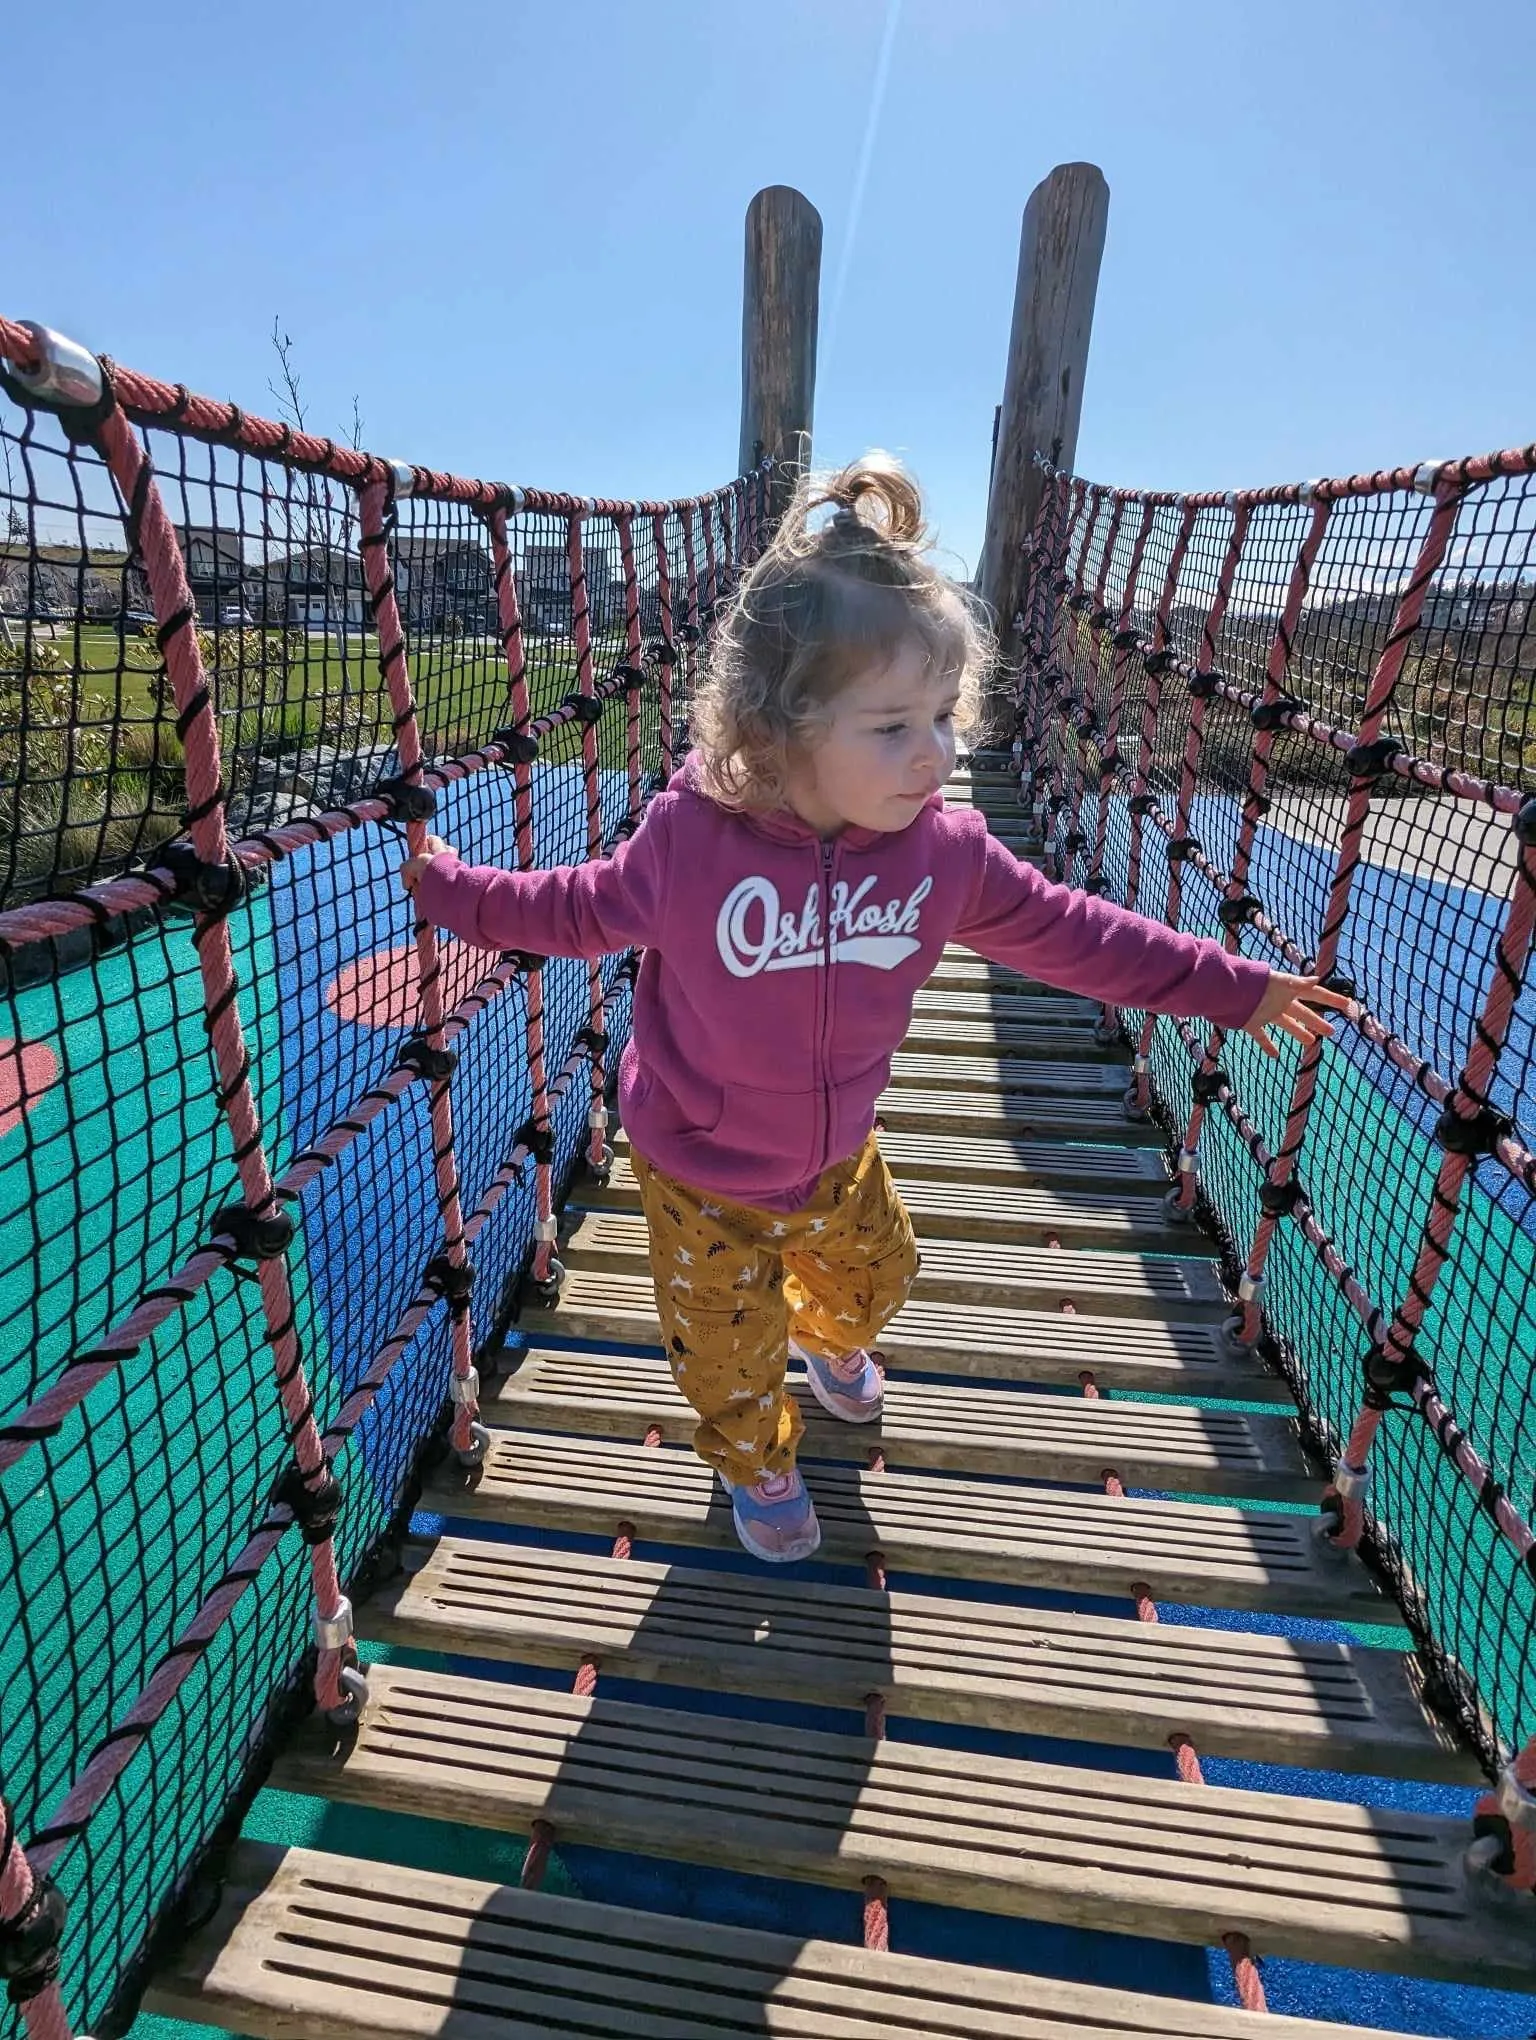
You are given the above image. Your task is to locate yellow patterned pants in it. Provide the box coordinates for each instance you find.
[630,1134,920,1484]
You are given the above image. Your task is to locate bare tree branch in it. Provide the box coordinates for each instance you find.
[267,316,308,432]
[349,395,365,453]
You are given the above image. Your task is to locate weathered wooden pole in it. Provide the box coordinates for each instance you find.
[739,186,822,516]
[978,163,1109,694]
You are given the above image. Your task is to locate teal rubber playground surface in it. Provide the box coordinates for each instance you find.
[4,773,1536,2037]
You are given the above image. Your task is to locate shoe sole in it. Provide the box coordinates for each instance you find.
[802,1356,884,1426]
[731,1497,823,1565]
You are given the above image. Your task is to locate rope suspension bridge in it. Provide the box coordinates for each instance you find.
[3,168,1536,2038]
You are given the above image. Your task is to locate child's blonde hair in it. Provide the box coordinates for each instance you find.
[691,451,992,811]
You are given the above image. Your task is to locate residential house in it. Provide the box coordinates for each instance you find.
[517,543,618,636]
[178,526,249,621]
[253,545,368,629]
[394,536,496,632]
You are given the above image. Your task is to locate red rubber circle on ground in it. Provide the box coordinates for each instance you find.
[325,940,488,1031]
[0,1039,60,1139]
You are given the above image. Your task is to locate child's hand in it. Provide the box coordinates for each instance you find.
[400,834,457,894]
[1242,971,1358,1058]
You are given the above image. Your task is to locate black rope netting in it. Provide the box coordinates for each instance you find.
[1016,449,1536,1794]
[0,313,763,2037]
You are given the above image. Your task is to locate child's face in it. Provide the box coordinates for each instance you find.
[784,642,960,837]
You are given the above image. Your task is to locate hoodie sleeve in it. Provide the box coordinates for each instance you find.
[954,829,1270,1030]
[414,799,672,959]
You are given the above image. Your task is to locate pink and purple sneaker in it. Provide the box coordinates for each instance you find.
[792,1339,885,1424]
[725,1467,822,1563]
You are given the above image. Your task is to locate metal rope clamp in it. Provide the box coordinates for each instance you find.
[0,321,114,441]
[315,1595,354,1655]
[1330,1460,1372,1504]
[1468,1768,1536,1883]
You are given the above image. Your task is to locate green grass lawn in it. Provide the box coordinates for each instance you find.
[2,621,660,906]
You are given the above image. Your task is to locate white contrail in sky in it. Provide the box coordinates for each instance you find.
[823,0,903,374]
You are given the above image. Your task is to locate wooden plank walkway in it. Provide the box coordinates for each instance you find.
[420,1432,1381,1615]
[583,1145,1196,1247]
[490,1346,1308,1496]
[268,1667,1522,1986]
[557,1207,1228,1317]
[521,1270,1291,1397]
[151,1844,1413,2040]
[365,1540,1471,1778]
[160,762,1515,2036]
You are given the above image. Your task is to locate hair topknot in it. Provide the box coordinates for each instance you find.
[806,453,926,550]
[689,451,993,812]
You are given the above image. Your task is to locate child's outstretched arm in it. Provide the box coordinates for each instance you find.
[401,802,671,960]
[955,835,1352,1056]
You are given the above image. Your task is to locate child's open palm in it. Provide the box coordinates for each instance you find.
[1242,971,1357,1058]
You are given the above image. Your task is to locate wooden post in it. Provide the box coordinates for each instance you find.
[978,163,1109,696]
[739,186,822,516]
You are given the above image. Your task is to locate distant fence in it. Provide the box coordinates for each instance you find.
[0,315,765,2039]
[1017,448,1536,1808]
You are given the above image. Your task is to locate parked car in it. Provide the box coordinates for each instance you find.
[117,607,157,634]
[218,604,256,627]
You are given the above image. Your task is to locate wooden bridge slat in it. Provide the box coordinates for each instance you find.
[151,1843,1413,2040]
[521,1270,1289,1399]
[558,1209,1226,1318]
[888,1051,1126,1093]
[611,1123,1172,1191]
[903,1014,1111,1056]
[875,1085,1160,1142]
[421,1430,1377,1616]
[491,1345,1306,1496]
[577,1150,1198,1248]
[363,1538,1472,1780]
[268,1668,1522,1986]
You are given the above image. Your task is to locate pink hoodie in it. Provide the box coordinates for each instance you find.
[415,762,1269,1210]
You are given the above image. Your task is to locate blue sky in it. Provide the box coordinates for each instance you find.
[6,0,1534,575]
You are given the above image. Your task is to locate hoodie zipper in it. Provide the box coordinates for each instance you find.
[816,838,836,1175]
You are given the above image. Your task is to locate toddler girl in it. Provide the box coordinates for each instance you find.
[403,455,1344,1563]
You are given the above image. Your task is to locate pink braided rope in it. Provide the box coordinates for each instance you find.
[357,480,481,1458]
[567,512,610,1174]
[484,502,558,1281]
[701,499,720,615]
[95,406,349,1714]
[1184,497,1336,1244]
[1231,480,1466,1304]
[1029,480,1089,836]
[1060,493,1124,866]
[1326,842,1536,1549]
[679,507,701,777]
[651,510,677,786]
[1118,504,1200,1095]
[1029,441,1536,508]
[1145,503,1253,1198]
[0,1801,73,2040]
[1084,499,1156,897]
[0,313,752,520]
[1041,486,1101,846]
[617,514,644,823]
